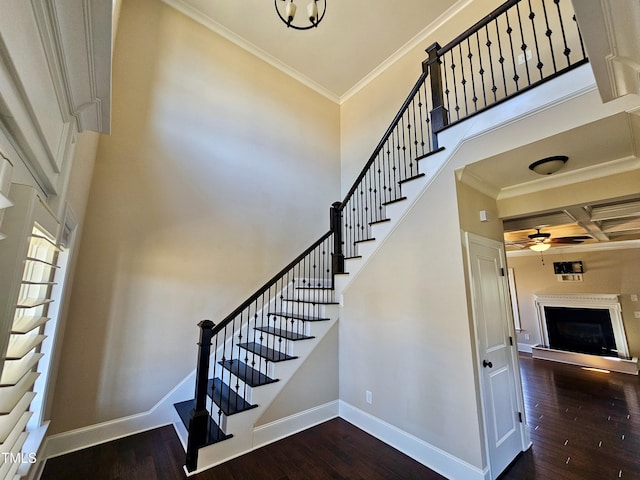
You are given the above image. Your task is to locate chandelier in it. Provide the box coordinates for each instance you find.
[275,0,326,30]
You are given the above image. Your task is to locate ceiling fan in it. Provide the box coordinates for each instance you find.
[507,227,591,251]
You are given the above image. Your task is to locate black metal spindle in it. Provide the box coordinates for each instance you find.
[555,0,572,67]
[541,0,558,73]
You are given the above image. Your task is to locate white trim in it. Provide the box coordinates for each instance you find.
[534,293,630,359]
[517,343,534,354]
[252,400,339,449]
[338,401,490,480]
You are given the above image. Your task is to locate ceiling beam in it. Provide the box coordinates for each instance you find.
[563,206,610,241]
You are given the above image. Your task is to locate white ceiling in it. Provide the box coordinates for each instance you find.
[161,0,465,101]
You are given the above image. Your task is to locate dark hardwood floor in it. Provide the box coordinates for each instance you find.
[42,354,640,480]
[500,354,640,480]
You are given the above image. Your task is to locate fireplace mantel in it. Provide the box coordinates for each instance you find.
[534,293,629,359]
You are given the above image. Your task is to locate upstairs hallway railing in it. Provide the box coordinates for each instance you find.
[184,0,588,471]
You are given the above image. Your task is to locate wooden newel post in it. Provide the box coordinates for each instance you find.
[330,201,345,275]
[423,42,448,145]
[186,319,215,472]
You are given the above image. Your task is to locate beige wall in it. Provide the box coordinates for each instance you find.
[256,322,338,426]
[507,247,640,357]
[50,0,340,433]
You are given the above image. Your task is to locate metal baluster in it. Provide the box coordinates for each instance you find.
[495,17,508,97]
[476,31,487,108]
[573,13,586,60]
[555,0,572,66]
[515,2,532,86]
[505,10,520,92]
[541,0,558,73]
[527,0,544,80]
[466,37,478,113]
[457,44,469,117]
[485,24,498,103]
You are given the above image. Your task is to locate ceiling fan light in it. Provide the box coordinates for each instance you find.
[528,155,568,175]
[530,242,550,252]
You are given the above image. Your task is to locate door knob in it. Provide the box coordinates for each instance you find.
[483,360,493,368]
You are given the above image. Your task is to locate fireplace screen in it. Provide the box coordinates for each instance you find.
[544,306,617,356]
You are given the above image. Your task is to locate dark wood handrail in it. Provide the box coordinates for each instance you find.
[339,70,428,210]
[211,230,333,336]
[437,0,520,56]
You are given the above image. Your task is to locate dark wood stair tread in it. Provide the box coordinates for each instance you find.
[174,399,232,446]
[369,218,390,226]
[282,298,339,305]
[237,342,297,362]
[268,311,329,322]
[218,359,278,387]
[255,326,314,341]
[208,378,257,416]
[354,237,375,244]
[399,173,426,184]
[382,196,407,206]
[415,145,445,161]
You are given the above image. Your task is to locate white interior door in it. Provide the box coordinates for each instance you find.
[466,233,524,479]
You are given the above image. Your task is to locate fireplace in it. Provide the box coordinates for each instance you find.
[544,306,617,356]
[534,294,630,360]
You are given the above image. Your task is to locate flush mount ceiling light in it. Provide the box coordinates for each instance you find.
[528,155,568,175]
[275,0,326,30]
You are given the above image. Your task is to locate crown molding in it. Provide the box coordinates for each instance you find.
[340,0,474,103]
[498,156,640,200]
[161,0,340,104]
[161,0,474,105]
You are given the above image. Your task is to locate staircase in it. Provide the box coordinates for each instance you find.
[173,0,587,473]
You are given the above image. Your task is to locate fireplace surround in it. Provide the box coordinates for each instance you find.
[532,294,638,374]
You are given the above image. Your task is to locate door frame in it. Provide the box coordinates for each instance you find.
[464,232,531,478]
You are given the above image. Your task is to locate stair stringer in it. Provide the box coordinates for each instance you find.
[188,311,338,474]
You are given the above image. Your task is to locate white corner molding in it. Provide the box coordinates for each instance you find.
[338,401,490,480]
[31,0,113,134]
[252,400,339,449]
[573,0,640,102]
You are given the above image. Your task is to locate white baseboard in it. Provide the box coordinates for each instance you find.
[517,343,534,354]
[252,400,339,449]
[45,370,197,459]
[338,401,489,480]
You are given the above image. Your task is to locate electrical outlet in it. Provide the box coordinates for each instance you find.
[634,311,640,319]
[524,333,530,341]
[366,390,373,404]
[631,294,638,302]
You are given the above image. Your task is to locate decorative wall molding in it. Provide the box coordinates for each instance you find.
[31,0,112,134]
[573,0,640,102]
